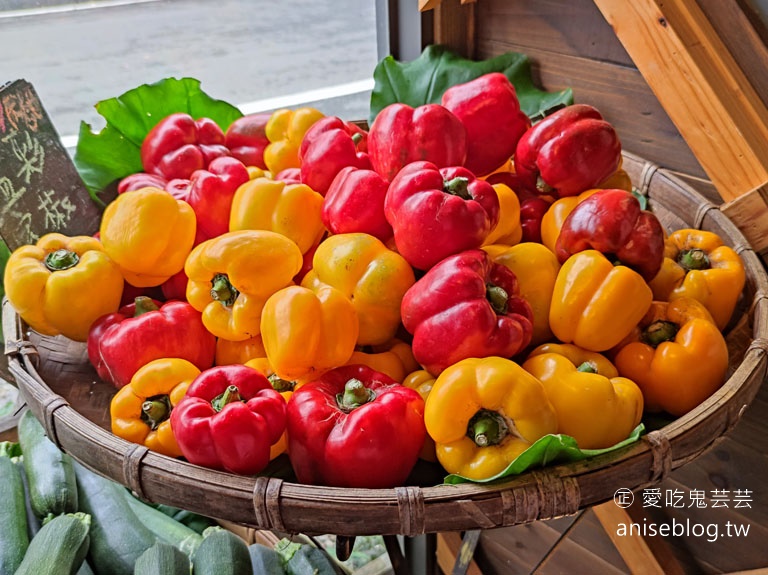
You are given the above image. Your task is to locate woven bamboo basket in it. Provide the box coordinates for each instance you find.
[3,151,768,537]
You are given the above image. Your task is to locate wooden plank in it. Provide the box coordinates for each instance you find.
[436,532,483,575]
[592,0,768,201]
[720,186,768,254]
[431,0,476,59]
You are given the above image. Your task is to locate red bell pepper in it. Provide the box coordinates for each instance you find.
[141,113,231,180]
[322,166,392,242]
[441,72,531,176]
[368,103,467,181]
[298,116,371,196]
[286,364,425,488]
[401,249,534,375]
[515,104,622,198]
[555,188,665,281]
[384,161,499,270]
[170,364,287,475]
[87,297,216,389]
[117,172,169,194]
[485,171,552,244]
[274,167,302,184]
[160,269,189,302]
[224,112,271,170]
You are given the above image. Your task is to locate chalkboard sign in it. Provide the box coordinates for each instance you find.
[0,79,104,251]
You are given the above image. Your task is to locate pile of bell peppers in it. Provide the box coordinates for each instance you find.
[2,72,747,485]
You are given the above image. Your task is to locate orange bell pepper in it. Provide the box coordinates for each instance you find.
[482,182,522,246]
[540,188,600,253]
[345,338,419,383]
[215,335,267,365]
[403,369,438,462]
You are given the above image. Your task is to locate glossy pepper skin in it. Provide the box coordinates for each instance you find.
[87,296,216,389]
[556,189,665,281]
[402,369,438,462]
[441,72,531,176]
[117,172,168,194]
[110,358,200,458]
[523,343,643,449]
[302,233,415,346]
[170,364,287,475]
[298,116,371,196]
[322,167,393,243]
[4,233,124,342]
[540,189,600,253]
[385,162,500,270]
[215,335,267,366]
[345,338,420,383]
[425,357,558,480]
[263,107,325,175]
[515,104,622,197]
[177,156,250,242]
[224,112,271,170]
[185,230,303,341]
[614,298,729,416]
[141,113,230,180]
[482,182,522,246]
[368,103,467,181]
[100,187,196,287]
[286,364,426,488]
[647,229,745,330]
[550,250,652,352]
[486,171,552,244]
[229,177,325,255]
[401,249,534,375]
[260,284,359,381]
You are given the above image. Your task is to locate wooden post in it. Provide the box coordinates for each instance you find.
[420,0,476,59]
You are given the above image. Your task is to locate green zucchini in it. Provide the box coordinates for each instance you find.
[16,458,43,539]
[192,529,252,575]
[248,543,286,575]
[0,446,28,575]
[134,541,190,575]
[122,489,203,557]
[17,409,78,520]
[76,561,96,575]
[74,461,156,575]
[14,512,91,575]
[284,545,340,575]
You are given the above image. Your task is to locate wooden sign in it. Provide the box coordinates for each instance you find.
[0,79,103,251]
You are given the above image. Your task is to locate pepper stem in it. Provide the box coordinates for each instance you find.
[43,249,79,271]
[211,385,242,412]
[535,175,554,195]
[133,296,160,317]
[678,248,710,271]
[351,132,363,145]
[443,177,472,200]
[467,409,509,447]
[140,395,171,431]
[642,320,679,347]
[486,283,509,315]
[576,361,598,374]
[268,373,295,393]
[336,378,375,412]
[210,273,239,307]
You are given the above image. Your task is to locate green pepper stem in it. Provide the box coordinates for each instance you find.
[43,249,79,271]
[212,385,242,412]
[467,409,509,447]
[643,320,679,347]
[576,361,598,374]
[336,378,375,412]
[351,132,363,146]
[210,273,239,307]
[535,175,554,195]
[133,296,160,317]
[443,177,472,200]
[140,396,171,431]
[678,248,710,271]
[486,283,509,315]
[268,373,295,393]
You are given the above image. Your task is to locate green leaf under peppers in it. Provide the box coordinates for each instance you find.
[369,44,573,125]
[443,424,644,485]
[74,77,243,205]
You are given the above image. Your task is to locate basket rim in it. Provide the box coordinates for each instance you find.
[4,151,768,537]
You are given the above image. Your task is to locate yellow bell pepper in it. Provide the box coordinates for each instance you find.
[523,343,643,449]
[302,233,415,346]
[229,177,325,255]
[540,188,600,253]
[100,187,196,287]
[424,356,557,480]
[263,107,325,174]
[345,338,419,383]
[215,335,267,365]
[403,369,438,462]
[260,284,359,380]
[596,167,633,192]
[647,229,745,330]
[185,230,303,341]
[483,242,560,346]
[4,233,124,341]
[614,298,729,417]
[482,183,522,246]
[110,358,200,458]
[550,250,653,352]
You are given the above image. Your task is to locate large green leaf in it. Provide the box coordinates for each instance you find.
[74,77,243,206]
[369,44,573,125]
[0,237,10,303]
[444,424,645,485]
